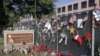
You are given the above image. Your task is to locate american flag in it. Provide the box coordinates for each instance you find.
[53,19,58,23]
[72,14,77,22]
[79,16,88,28]
[63,21,67,25]
[82,16,88,22]
[60,33,66,38]
[69,14,77,24]
[69,17,74,24]
[61,21,67,26]
[56,17,61,21]
[94,3,100,9]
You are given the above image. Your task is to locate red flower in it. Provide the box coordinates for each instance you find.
[67,52,74,56]
[56,52,62,56]
[47,48,54,53]
[40,44,47,51]
[84,32,92,40]
[35,46,41,53]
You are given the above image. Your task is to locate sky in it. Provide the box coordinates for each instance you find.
[55,0,77,6]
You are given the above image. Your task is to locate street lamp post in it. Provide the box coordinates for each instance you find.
[92,15,95,56]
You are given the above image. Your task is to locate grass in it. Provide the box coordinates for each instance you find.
[0,37,27,56]
[0,37,4,49]
[0,52,26,56]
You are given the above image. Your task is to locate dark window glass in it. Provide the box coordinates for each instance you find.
[68,5,72,11]
[88,0,94,7]
[81,1,87,8]
[57,8,61,13]
[73,3,78,10]
[99,0,100,6]
[62,6,66,12]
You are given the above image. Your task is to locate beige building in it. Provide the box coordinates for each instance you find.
[55,0,100,16]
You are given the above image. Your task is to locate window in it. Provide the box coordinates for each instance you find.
[81,1,87,8]
[62,6,66,12]
[68,5,72,11]
[88,0,94,7]
[57,7,61,13]
[73,3,78,10]
[99,0,100,6]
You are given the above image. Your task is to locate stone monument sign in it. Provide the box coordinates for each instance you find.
[3,30,34,48]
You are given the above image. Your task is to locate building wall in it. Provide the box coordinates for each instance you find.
[55,0,99,16]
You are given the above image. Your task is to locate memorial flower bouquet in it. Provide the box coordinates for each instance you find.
[84,32,92,49]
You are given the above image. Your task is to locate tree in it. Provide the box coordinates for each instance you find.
[0,0,9,28]
[3,0,56,26]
